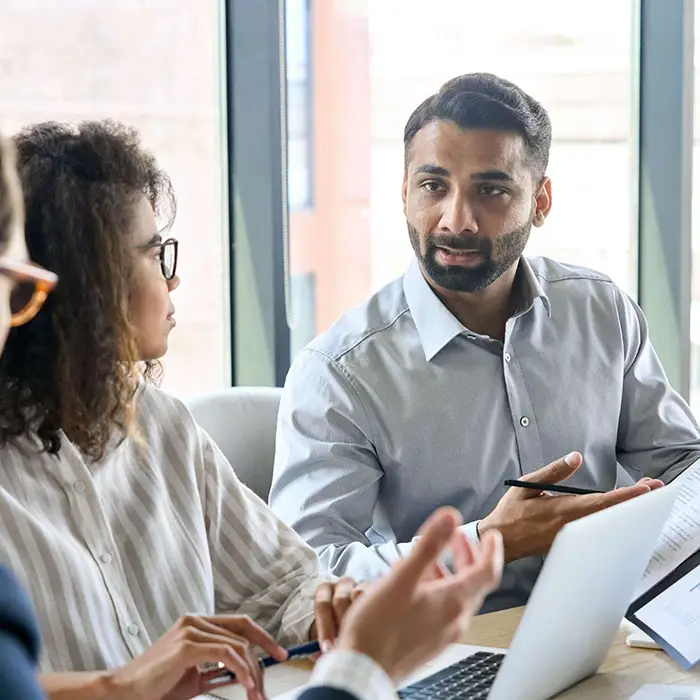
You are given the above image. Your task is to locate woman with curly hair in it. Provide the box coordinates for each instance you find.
[0,120,362,700]
[0,122,506,700]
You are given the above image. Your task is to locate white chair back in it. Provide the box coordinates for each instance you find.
[187,387,283,502]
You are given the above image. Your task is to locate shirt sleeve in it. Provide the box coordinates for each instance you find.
[201,429,328,646]
[615,288,700,482]
[270,349,418,581]
[307,649,397,700]
[459,521,480,544]
[0,566,44,700]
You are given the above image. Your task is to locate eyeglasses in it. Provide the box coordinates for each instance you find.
[0,259,59,327]
[138,238,179,281]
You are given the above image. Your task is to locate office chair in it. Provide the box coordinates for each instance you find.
[187,387,283,502]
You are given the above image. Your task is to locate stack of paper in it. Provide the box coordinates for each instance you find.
[630,685,700,699]
[207,663,311,699]
[627,461,700,668]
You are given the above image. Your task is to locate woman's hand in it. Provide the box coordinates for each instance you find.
[311,577,369,652]
[110,614,287,700]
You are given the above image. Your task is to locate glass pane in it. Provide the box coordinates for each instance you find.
[286,0,635,355]
[691,8,700,415]
[0,0,230,397]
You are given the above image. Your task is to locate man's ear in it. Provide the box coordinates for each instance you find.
[402,171,408,216]
[532,177,552,227]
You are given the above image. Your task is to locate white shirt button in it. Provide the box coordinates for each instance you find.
[127,623,139,636]
[100,552,112,564]
[74,480,86,493]
[504,352,512,363]
[520,416,530,427]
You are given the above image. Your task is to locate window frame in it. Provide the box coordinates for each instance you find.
[227,0,697,395]
[226,0,291,386]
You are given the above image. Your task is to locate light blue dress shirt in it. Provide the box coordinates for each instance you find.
[270,256,700,611]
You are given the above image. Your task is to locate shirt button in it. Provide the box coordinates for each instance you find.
[100,552,112,564]
[504,352,512,362]
[74,480,86,493]
[127,623,139,636]
[520,416,530,427]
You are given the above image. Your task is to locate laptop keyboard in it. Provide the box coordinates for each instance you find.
[398,651,505,700]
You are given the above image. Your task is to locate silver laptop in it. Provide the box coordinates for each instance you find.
[213,483,677,700]
[399,482,678,700]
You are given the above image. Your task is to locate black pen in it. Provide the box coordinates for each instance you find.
[207,640,321,686]
[503,479,603,496]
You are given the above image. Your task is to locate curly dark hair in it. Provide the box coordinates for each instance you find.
[0,136,21,255]
[0,120,175,460]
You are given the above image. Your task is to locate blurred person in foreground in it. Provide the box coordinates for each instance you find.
[0,133,57,700]
[298,508,503,700]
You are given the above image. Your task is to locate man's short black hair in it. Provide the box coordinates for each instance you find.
[403,73,552,179]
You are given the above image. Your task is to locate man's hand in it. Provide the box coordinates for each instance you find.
[336,507,503,682]
[478,451,664,562]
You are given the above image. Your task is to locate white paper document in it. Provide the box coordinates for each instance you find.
[636,563,700,667]
[629,685,700,700]
[635,461,700,601]
[207,663,312,700]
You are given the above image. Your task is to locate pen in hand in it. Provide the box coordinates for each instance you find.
[503,479,603,496]
[259,640,320,668]
[206,640,321,686]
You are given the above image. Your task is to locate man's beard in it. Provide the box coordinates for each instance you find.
[407,222,531,293]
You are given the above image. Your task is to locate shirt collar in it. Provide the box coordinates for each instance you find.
[518,256,552,319]
[403,259,465,361]
[403,257,551,362]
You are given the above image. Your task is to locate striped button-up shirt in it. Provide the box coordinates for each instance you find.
[270,256,700,612]
[0,384,323,673]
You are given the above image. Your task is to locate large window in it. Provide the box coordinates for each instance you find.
[286,0,635,354]
[0,0,230,397]
[691,6,700,416]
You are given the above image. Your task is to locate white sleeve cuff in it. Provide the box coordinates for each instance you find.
[459,521,481,544]
[309,649,397,700]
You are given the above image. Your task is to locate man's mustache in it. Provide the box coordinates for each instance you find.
[428,235,492,255]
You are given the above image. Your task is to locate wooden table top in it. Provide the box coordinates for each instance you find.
[461,606,700,699]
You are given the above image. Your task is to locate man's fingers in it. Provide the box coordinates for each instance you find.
[601,482,652,505]
[465,530,504,592]
[478,530,505,586]
[451,529,504,598]
[450,530,475,572]
[638,477,664,490]
[399,508,461,585]
[437,531,504,627]
[518,452,582,492]
[565,482,652,519]
[415,506,463,538]
[424,561,449,581]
